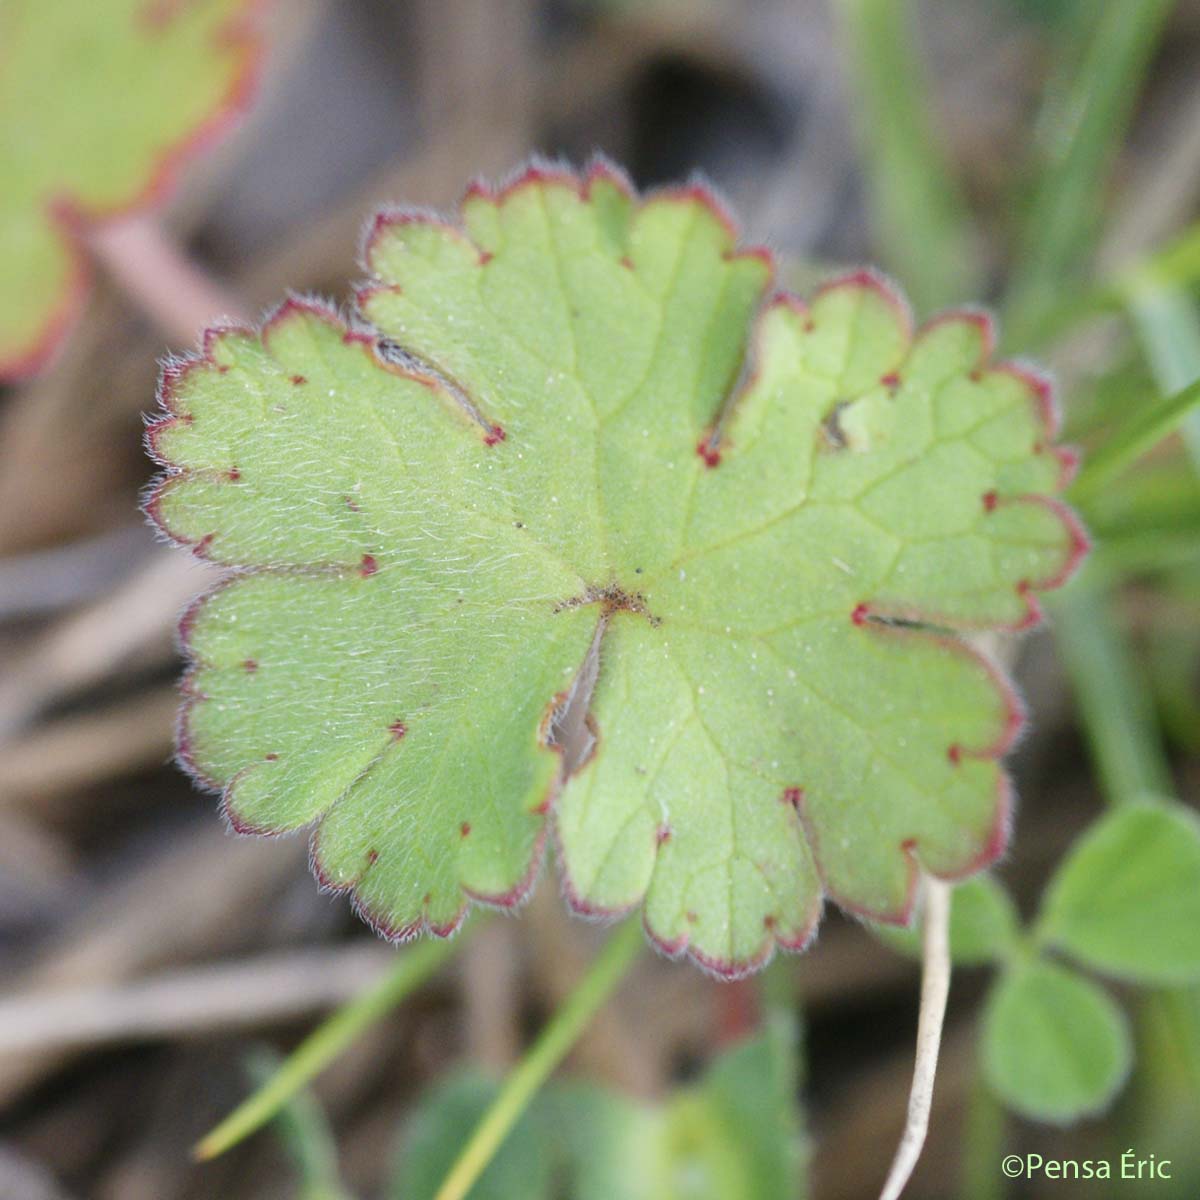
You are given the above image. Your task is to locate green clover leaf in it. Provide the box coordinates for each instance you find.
[1038,799,1200,985]
[0,0,263,377]
[983,959,1131,1123]
[147,162,1086,977]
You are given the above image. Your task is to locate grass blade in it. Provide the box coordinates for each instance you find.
[194,931,467,1161]
[836,0,980,312]
[245,1047,356,1200]
[1004,0,1174,346]
[432,919,643,1200]
[1123,278,1200,468]
[1069,377,1200,504]
[1050,584,1174,805]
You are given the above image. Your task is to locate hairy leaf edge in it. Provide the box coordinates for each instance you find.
[146,165,1088,975]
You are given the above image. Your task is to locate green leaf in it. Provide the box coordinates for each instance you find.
[870,874,1019,965]
[983,959,1131,1123]
[538,1082,663,1200]
[147,162,1085,976]
[395,1029,802,1200]
[0,0,263,378]
[390,1072,552,1200]
[692,1031,803,1199]
[1039,800,1200,986]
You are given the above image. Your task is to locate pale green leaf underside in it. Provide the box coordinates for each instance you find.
[149,165,1083,976]
[0,0,258,375]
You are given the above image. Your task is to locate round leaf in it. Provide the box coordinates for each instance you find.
[1039,799,1200,984]
[983,959,1131,1123]
[147,162,1086,977]
[0,0,264,377]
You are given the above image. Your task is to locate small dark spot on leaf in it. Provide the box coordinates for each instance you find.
[242,658,258,673]
[290,374,307,385]
[656,824,672,846]
[880,372,901,391]
[359,554,379,577]
[686,910,698,923]
[822,403,849,449]
[367,848,379,865]
[264,752,279,761]
[782,786,804,808]
[460,822,471,837]
[227,466,241,482]
[345,495,361,512]
[484,424,506,446]
[851,603,870,626]
[982,490,998,512]
[389,720,408,740]
[696,437,721,468]
[947,744,962,765]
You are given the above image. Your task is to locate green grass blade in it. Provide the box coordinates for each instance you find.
[1004,0,1174,346]
[245,1048,356,1200]
[1069,377,1200,504]
[836,0,980,312]
[1123,280,1200,468]
[432,919,643,1200]
[194,931,468,1161]
[1050,585,1174,805]
[1126,220,1200,294]
[1006,221,1200,353]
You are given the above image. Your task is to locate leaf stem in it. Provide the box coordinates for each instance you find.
[432,918,644,1200]
[878,875,952,1200]
[193,929,468,1161]
[87,213,246,346]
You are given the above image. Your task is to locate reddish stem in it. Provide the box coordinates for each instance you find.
[87,214,246,345]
